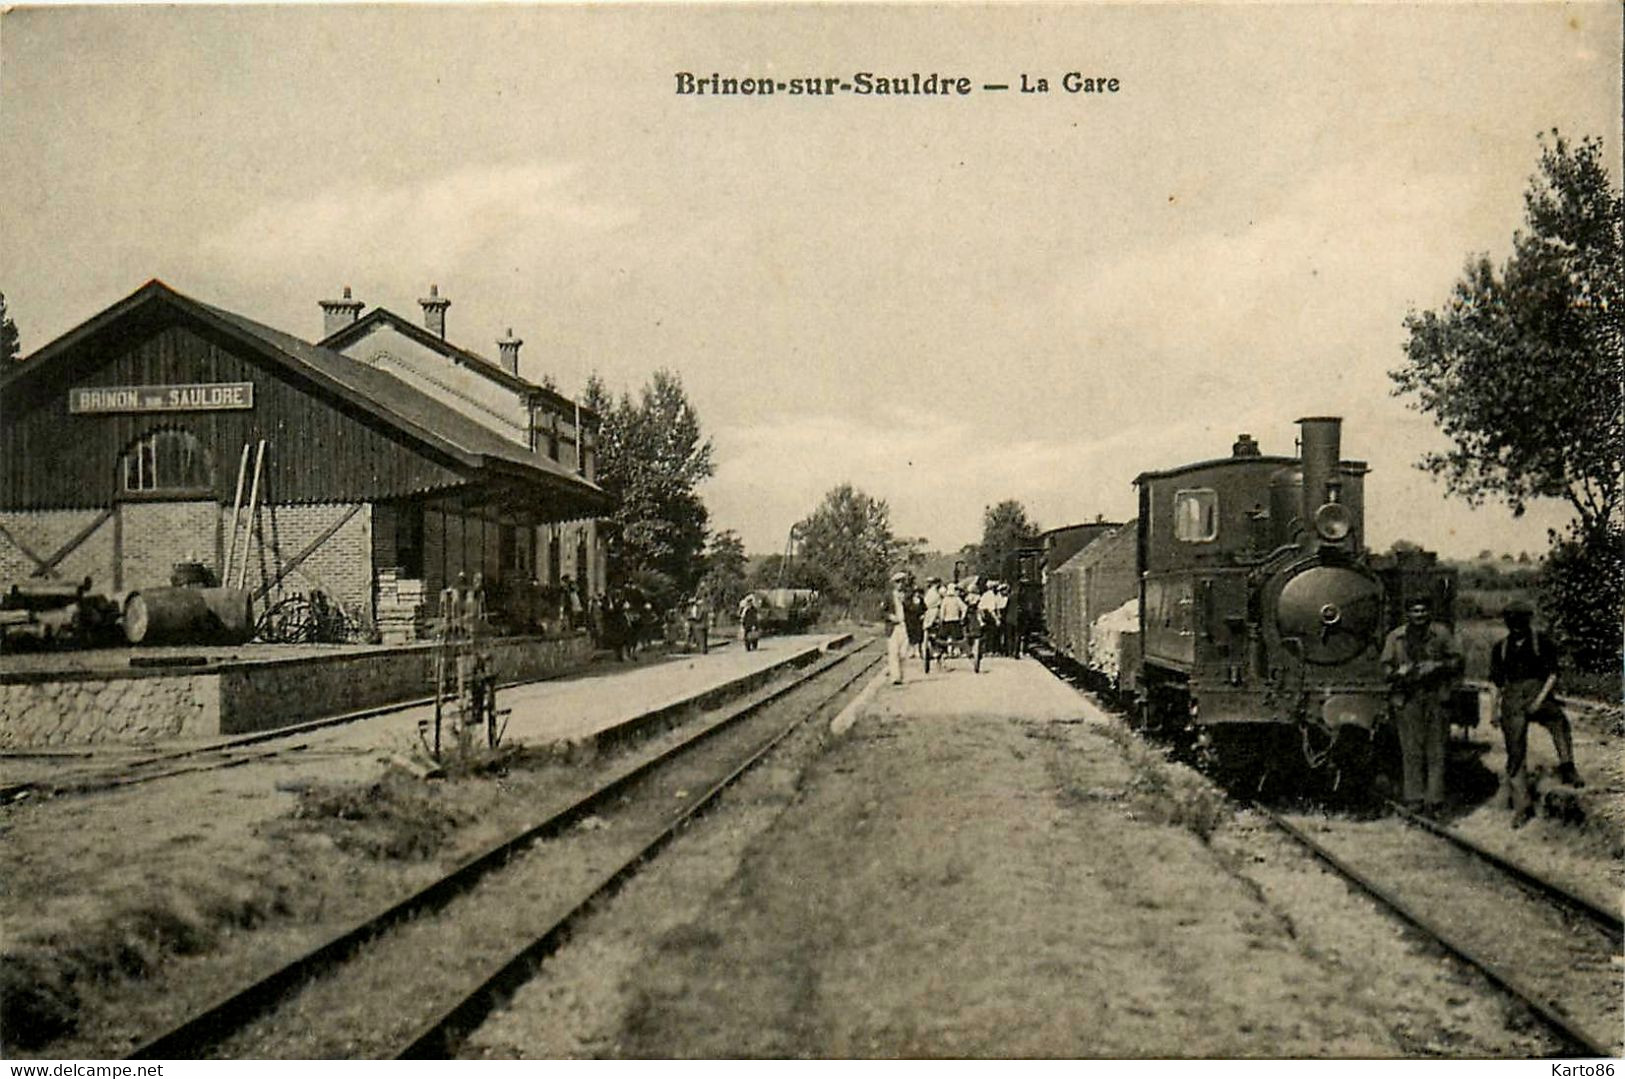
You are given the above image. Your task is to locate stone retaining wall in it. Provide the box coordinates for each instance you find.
[0,674,219,747]
[0,633,592,747]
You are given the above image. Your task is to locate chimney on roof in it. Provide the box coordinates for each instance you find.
[497,328,523,376]
[1232,433,1261,457]
[319,285,364,337]
[419,284,450,339]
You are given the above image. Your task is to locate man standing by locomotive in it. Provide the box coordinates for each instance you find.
[1380,597,1464,815]
[1489,598,1582,827]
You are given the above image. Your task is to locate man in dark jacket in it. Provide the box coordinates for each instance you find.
[1489,598,1582,827]
[1380,597,1463,814]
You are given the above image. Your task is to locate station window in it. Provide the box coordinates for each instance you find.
[1173,488,1219,543]
[122,429,211,494]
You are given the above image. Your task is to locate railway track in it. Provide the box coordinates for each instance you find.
[1033,640,1622,1058]
[128,638,881,1060]
[1256,804,1622,1059]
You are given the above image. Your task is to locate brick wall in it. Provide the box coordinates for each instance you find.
[0,509,118,589]
[239,502,373,621]
[122,500,221,591]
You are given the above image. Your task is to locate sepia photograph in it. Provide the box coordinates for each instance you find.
[0,0,1620,1063]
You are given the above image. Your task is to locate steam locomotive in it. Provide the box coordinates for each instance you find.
[1043,417,1465,790]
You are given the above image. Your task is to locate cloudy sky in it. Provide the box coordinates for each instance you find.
[2,3,1618,556]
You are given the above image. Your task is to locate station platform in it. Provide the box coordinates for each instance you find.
[0,632,860,792]
[274,630,857,764]
[487,631,855,754]
[833,652,1094,734]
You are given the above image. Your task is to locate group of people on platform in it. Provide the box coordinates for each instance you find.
[883,570,1022,685]
[586,589,765,660]
[587,590,664,661]
[1375,594,1582,827]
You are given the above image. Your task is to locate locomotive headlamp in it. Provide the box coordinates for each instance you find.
[1313,502,1352,542]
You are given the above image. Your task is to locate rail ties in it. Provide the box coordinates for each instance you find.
[1385,801,1622,940]
[395,645,883,1059]
[127,639,879,1061]
[1256,804,1618,1059]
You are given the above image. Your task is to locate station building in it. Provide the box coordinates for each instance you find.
[0,280,612,643]
[315,284,607,606]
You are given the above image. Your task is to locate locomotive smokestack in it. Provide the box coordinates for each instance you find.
[1298,416,1342,532]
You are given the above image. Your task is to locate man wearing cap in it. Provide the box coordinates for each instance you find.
[977,581,1006,656]
[1380,597,1464,815]
[884,571,916,684]
[1489,598,1582,827]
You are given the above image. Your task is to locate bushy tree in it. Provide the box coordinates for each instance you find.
[0,292,19,365]
[698,529,749,612]
[585,369,714,598]
[794,484,909,605]
[749,553,832,592]
[1391,131,1622,543]
[1392,131,1623,671]
[976,500,1041,577]
[1540,531,1624,673]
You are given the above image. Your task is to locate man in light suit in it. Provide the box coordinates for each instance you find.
[884,570,915,684]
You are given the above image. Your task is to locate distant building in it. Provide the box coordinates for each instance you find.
[0,280,611,642]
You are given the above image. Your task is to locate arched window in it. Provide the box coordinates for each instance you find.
[122,429,212,495]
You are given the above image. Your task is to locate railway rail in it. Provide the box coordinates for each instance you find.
[1033,642,1621,1058]
[1257,805,1621,1059]
[128,638,880,1060]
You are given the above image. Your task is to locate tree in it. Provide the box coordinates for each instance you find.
[976,500,1041,577]
[1391,131,1622,545]
[1540,534,1624,672]
[0,293,19,365]
[698,529,749,612]
[586,369,714,600]
[1391,131,1623,672]
[794,484,909,606]
[749,553,831,593]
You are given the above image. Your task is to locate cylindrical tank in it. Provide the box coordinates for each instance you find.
[1270,466,1303,547]
[124,586,254,645]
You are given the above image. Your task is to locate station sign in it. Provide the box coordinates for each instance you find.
[68,382,255,414]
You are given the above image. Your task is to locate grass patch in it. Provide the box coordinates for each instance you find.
[288,770,477,860]
[1094,724,1232,843]
[0,873,293,1053]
